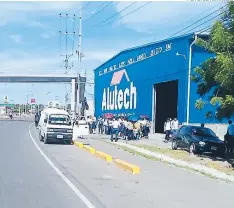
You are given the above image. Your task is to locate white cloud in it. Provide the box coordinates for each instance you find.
[0,1,81,27]
[0,47,117,76]
[83,50,119,62]
[114,1,225,35]
[9,34,23,44]
[40,33,54,39]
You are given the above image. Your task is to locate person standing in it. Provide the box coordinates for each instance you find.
[91,118,97,134]
[123,119,128,140]
[111,118,120,142]
[34,113,40,127]
[224,120,234,153]
[164,118,171,142]
[98,117,104,134]
[134,121,141,140]
[103,119,108,134]
[144,118,150,139]
[87,116,93,134]
[127,121,134,140]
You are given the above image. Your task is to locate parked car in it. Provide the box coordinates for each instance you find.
[171,125,225,156]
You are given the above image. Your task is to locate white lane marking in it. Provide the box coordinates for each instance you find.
[28,123,96,208]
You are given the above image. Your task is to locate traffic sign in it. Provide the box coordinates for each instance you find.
[31,98,36,103]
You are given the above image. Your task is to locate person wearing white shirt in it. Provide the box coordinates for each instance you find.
[111,119,120,142]
[164,119,171,142]
[171,118,179,139]
[122,119,128,140]
[87,116,93,134]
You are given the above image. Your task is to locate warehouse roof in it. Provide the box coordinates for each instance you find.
[94,32,209,72]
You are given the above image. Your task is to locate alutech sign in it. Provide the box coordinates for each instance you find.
[102,69,137,112]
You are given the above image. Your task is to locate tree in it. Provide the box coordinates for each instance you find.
[191,2,234,120]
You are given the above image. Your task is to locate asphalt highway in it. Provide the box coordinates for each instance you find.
[0,120,234,208]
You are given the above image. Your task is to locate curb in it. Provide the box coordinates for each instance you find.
[74,141,84,148]
[114,159,140,174]
[73,140,140,174]
[83,145,96,154]
[95,151,112,162]
[115,142,234,182]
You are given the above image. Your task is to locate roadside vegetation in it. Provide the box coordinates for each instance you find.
[192,2,234,120]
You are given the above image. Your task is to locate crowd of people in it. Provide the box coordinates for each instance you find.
[75,115,234,153]
[86,115,151,142]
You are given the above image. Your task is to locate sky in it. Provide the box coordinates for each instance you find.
[0,0,226,105]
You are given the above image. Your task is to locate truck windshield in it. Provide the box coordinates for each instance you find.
[48,114,71,125]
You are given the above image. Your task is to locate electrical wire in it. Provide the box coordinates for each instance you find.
[81,1,92,10]
[167,1,225,36]
[84,1,118,24]
[93,1,137,28]
[168,3,228,38]
[97,1,152,27]
[179,8,228,36]
[83,1,110,22]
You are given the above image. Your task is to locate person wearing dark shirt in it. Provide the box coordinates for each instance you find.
[34,113,40,127]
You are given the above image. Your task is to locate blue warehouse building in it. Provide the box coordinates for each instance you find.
[94,32,220,133]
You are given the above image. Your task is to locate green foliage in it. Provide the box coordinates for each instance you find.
[195,99,206,110]
[193,2,234,119]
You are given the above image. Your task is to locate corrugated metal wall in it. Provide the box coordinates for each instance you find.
[94,34,192,123]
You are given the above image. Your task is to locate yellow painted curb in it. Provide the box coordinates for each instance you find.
[114,159,140,174]
[83,145,96,154]
[95,151,112,162]
[74,141,84,148]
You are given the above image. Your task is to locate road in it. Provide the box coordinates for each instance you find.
[0,120,234,208]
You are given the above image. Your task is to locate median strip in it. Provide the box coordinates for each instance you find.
[114,159,140,174]
[95,151,112,162]
[73,140,141,175]
[74,141,84,148]
[83,145,96,154]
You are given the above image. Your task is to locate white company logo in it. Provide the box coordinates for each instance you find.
[102,69,137,111]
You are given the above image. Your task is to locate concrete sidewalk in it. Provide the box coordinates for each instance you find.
[89,133,171,149]
[85,133,234,182]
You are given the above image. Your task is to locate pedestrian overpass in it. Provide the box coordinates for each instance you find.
[0,73,87,118]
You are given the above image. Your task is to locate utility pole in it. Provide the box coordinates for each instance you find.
[77,5,82,116]
[59,13,77,113]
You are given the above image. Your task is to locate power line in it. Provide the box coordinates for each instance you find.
[167,2,225,36]
[97,1,152,27]
[83,1,114,23]
[80,1,92,10]
[84,1,107,17]
[180,8,228,36]
[169,3,228,38]
[93,1,137,28]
